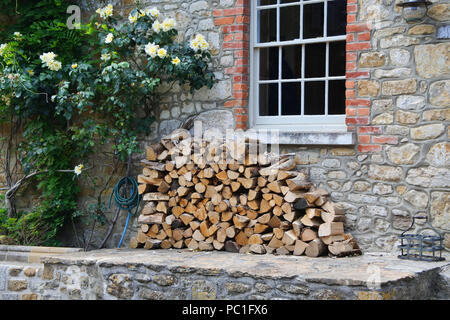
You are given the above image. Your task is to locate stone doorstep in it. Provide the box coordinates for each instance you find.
[40,249,449,290]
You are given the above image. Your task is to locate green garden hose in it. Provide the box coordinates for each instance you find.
[109,176,141,248]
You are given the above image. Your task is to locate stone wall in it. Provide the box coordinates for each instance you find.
[335,0,449,251]
[84,0,447,253]
[1,249,449,300]
[1,0,448,252]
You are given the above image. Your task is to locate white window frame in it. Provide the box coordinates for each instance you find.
[249,0,347,132]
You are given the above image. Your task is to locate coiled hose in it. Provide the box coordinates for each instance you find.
[109,176,141,248]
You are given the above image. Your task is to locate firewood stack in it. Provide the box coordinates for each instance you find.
[129,129,361,257]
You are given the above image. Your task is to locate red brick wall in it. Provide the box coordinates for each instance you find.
[214,0,250,130]
[345,0,378,153]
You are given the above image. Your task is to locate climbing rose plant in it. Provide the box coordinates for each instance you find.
[0,3,215,245]
[53,4,215,159]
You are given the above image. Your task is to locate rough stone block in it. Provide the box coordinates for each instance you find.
[330,147,355,156]
[8,267,23,277]
[277,284,309,295]
[427,4,450,21]
[429,80,450,107]
[225,282,251,294]
[381,79,417,96]
[411,124,445,140]
[106,274,134,299]
[358,80,380,96]
[191,280,216,300]
[153,274,177,286]
[406,167,450,188]
[426,142,450,168]
[408,24,435,35]
[138,288,165,300]
[396,110,419,124]
[430,192,450,230]
[368,165,403,182]
[404,190,429,209]
[42,265,54,280]
[396,95,425,110]
[21,293,38,300]
[414,44,450,78]
[386,143,420,165]
[422,109,450,121]
[374,68,411,79]
[24,268,36,277]
[7,280,27,291]
[372,112,393,124]
[380,35,419,49]
[389,48,410,67]
[359,52,385,68]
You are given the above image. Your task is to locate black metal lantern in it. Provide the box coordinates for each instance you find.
[396,0,432,22]
[398,216,445,262]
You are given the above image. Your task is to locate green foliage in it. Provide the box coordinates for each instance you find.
[0,2,215,246]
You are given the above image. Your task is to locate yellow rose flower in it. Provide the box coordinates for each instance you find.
[161,18,176,32]
[101,53,111,61]
[152,20,161,33]
[157,48,167,59]
[144,43,159,58]
[171,57,181,65]
[74,164,84,175]
[47,60,62,71]
[105,33,114,44]
[0,43,7,56]
[128,14,138,24]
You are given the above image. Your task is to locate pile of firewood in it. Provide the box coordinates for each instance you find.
[129,129,361,257]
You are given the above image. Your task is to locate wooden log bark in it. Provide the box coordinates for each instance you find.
[318,222,344,237]
[293,240,308,256]
[305,238,327,257]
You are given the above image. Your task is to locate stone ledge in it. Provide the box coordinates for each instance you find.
[276,131,355,145]
[40,249,448,289]
[240,130,356,146]
[1,249,447,299]
[0,245,83,263]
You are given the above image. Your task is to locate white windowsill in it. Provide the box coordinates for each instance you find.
[245,125,355,146]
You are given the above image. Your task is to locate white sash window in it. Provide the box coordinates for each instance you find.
[250,0,347,131]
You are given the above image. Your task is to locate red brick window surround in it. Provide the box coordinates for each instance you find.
[214,1,251,130]
[344,0,381,153]
[215,0,369,145]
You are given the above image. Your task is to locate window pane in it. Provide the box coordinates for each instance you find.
[305,43,325,78]
[282,83,301,115]
[280,6,300,41]
[304,81,325,115]
[329,41,346,76]
[282,45,301,79]
[258,9,277,43]
[328,80,345,114]
[258,0,277,5]
[260,47,279,80]
[303,3,324,39]
[259,83,279,116]
[327,0,347,36]
[281,0,299,3]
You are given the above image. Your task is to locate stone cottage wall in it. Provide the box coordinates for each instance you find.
[2,0,447,252]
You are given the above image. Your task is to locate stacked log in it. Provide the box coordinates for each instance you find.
[129,129,361,257]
